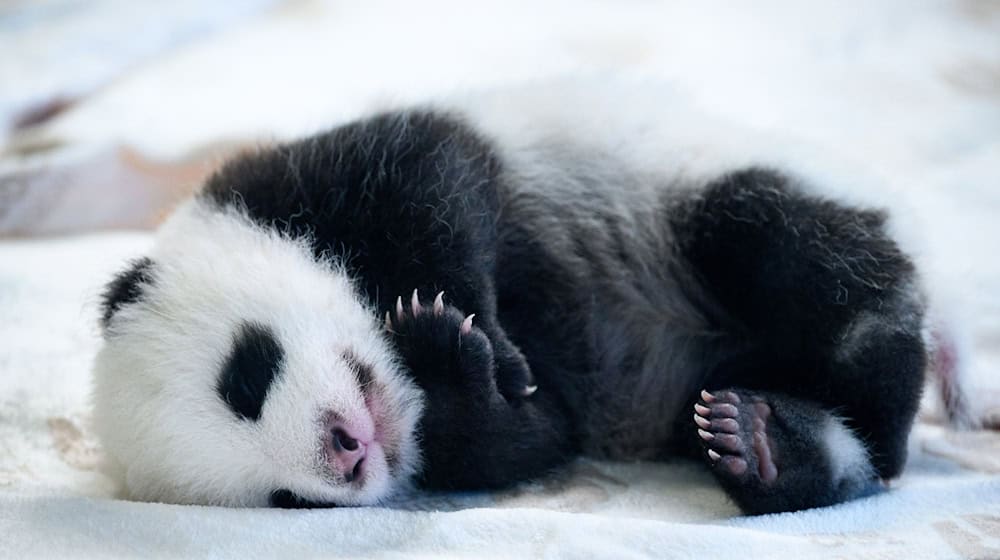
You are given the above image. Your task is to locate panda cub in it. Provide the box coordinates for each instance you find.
[92,83,928,515]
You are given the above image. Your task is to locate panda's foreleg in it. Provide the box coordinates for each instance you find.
[671,167,926,513]
[386,290,575,490]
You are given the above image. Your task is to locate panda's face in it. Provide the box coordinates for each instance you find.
[91,200,423,507]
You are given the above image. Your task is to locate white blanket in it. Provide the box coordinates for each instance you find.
[2,1,999,558]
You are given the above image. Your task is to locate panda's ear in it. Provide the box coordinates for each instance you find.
[100,257,157,332]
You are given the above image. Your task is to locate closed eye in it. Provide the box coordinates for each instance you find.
[217,322,284,421]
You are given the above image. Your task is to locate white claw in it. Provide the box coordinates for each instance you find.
[694,414,711,430]
[701,390,716,403]
[707,449,721,461]
[433,291,445,315]
[460,313,475,335]
[522,385,538,397]
[698,429,714,441]
[694,403,711,416]
[396,296,404,321]
[411,289,423,316]
[384,311,393,332]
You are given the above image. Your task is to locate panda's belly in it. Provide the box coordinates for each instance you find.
[496,210,717,461]
[576,293,717,460]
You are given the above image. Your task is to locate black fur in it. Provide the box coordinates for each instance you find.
[194,111,926,514]
[386,292,571,489]
[100,257,155,330]
[202,111,577,488]
[342,350,376,390]
[695,388,884,514]
[671,168,925,488]
[201,111,503,326]
[269,489,330,509]
[217,322,285,422]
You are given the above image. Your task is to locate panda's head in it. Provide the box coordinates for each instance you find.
[91,199,423,507]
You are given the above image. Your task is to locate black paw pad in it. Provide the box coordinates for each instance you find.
[694,390,778,485]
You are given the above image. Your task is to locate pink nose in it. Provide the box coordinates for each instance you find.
[330,427,367,483]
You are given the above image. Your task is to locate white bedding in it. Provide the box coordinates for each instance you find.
[1,1,999,558]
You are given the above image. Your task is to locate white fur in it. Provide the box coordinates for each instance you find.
[451,77,933,275]
[91,199,424,507]
[822,416,874,484]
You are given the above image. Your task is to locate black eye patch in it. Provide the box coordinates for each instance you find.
[217,322,284,421]
[341,350,375,393]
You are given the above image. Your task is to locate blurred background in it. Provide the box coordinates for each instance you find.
[2,0,998,236]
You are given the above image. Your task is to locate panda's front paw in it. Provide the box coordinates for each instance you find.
[385,290,500,401]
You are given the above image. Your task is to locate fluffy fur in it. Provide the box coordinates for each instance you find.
[92,202,423,506]
[92,81,929,514]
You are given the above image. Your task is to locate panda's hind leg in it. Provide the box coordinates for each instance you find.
[693,388,882,514]
[670,167,927,514]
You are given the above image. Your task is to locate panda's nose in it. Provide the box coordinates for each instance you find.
[330,427,367,483]
[333,428,359,452]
